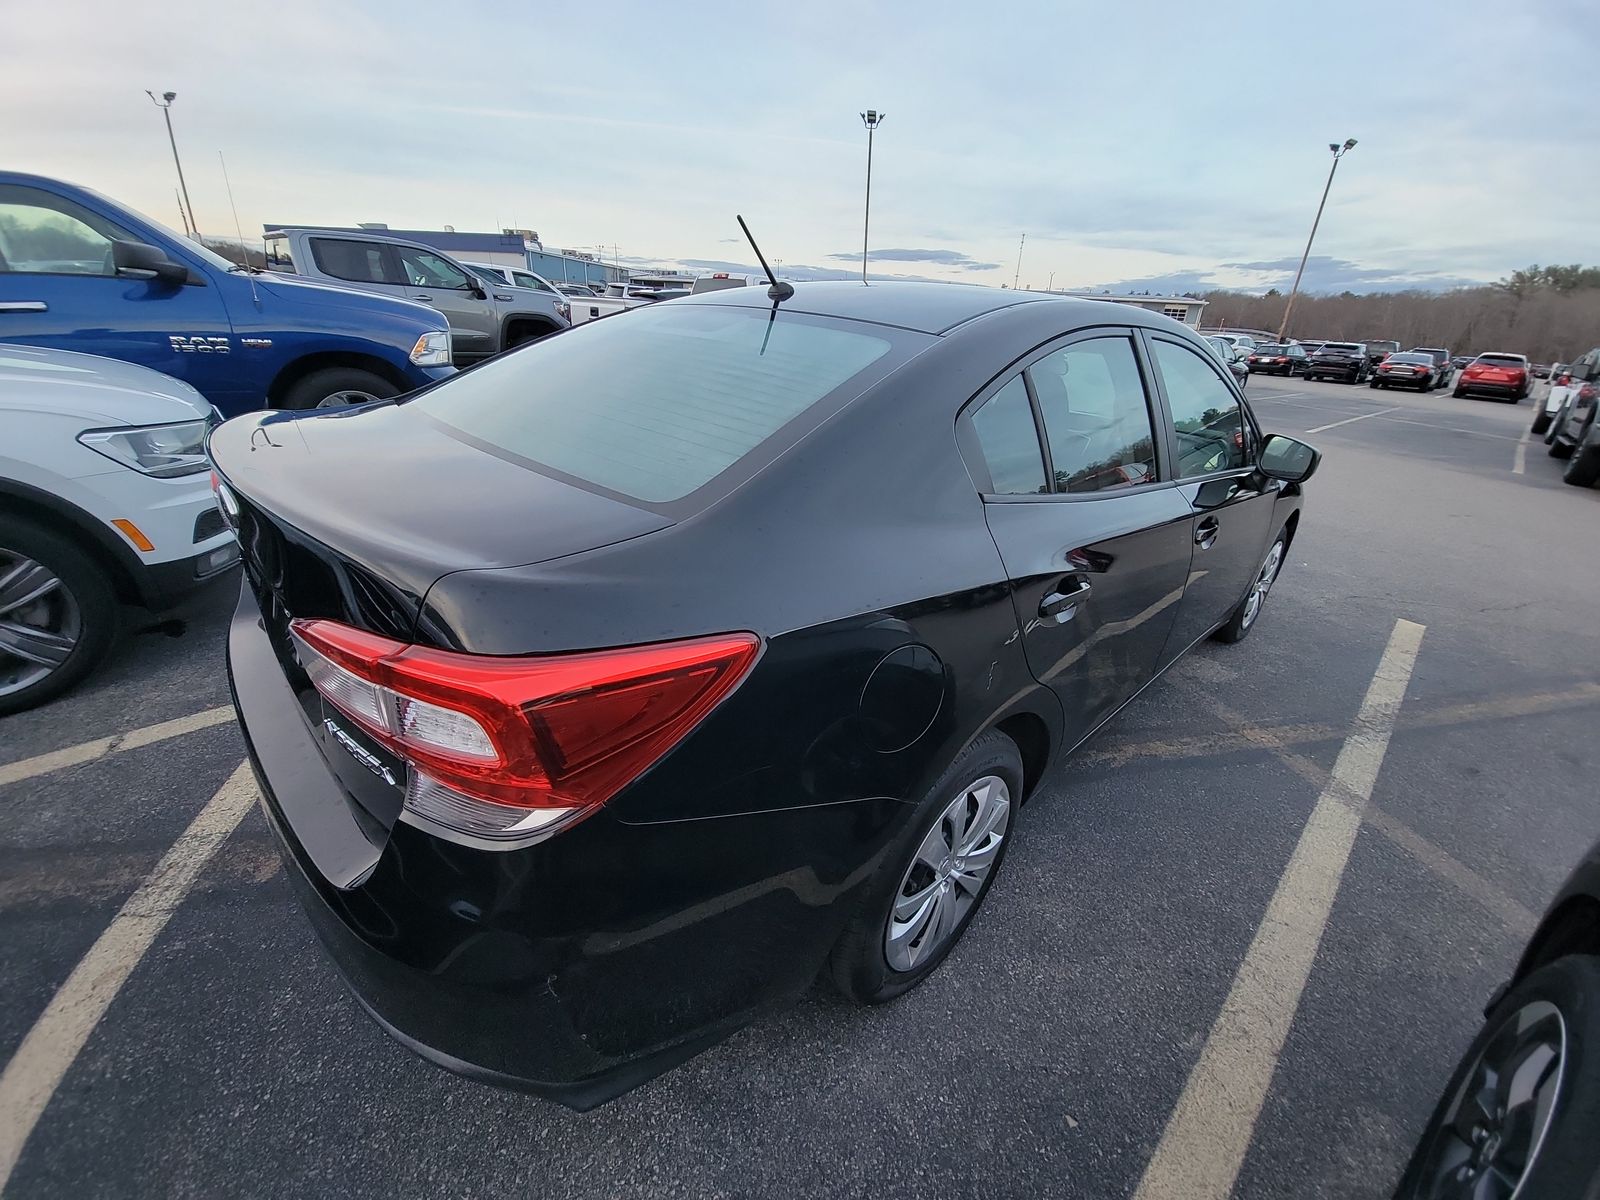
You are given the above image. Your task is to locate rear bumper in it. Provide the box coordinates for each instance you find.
[1457,379,1523,396]
[226,581,900,1107]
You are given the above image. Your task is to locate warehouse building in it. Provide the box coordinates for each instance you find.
[1047,290,1208,328]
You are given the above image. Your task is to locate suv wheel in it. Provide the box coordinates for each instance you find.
[829,729,1021,1003]
[282,367,400,411]
[1563,439,1600,487]
[0,519,118,715]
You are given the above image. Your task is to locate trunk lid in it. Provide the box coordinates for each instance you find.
[209,403,672,642]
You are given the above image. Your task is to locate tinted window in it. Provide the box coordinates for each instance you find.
[1387,353,1432,365]
[263,234,295,274]
[1153,339,1249,478]
[412,305,899,504]
[0,184,135,275]
[971,377,1047,494]
[397,247,471,290]
[513,271,552,292]
[1476,354,1524,366]
[1029,337,1157,493]
[1319,343,1361,353]
[311,238,399,284]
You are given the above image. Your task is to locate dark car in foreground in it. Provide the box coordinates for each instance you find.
[1394,834,1600,1197]
[1370,352,1440,391]
[1454,352,1530,402]
[216,282,1318,1109]
[1304,341,1370,383]
[1246,343,1308,376]
[1409,347,1456,390]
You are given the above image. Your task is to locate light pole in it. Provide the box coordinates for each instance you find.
[146,90,198,239]
[1277,138,1356,342]
[859,109,884,284]
[1014,233,1026,290]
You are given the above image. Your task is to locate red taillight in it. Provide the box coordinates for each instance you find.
[290,619,761,845]
[1274,356,1288,364]
[1580,383,1598,402]
[1557,374,1571,386]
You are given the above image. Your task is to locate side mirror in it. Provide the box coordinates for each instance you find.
[1258,434,1321,483]
[468,282,488,300]
[112,239,188,285]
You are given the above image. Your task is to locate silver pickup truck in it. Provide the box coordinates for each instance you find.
[464,263,639,326]
[263,228,569,363]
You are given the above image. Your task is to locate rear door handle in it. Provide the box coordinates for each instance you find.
[1195,517,1220,550]
[1040,578,1092,623]
[0,301,48,312]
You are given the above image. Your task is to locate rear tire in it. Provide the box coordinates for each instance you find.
[1452,387,1467,399]
[829,729,1022,1004]
[1369,379,1382,389]
[0,518,118,716]
[280,367,400,411]
[1564,442,1600,487]
[1531,410,1553,435]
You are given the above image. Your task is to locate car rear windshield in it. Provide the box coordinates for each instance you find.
[1475,354,1524,366]
[409,303,910,507]
[1255,345,1290,354]
[1388,353,1431,364]
[1319,343,1360,352]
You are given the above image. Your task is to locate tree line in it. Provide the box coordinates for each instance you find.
[1198,266,1600,363]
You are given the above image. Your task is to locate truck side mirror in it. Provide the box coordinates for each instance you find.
[111,239,189,286]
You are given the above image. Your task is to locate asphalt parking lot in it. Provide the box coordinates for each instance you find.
[2,372,1597,1199]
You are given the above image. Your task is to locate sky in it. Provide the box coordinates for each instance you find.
[7,0,1597,296]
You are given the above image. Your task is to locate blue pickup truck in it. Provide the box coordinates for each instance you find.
[0,173,454,415]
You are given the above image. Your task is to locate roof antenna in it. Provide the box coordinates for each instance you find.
[737,215,793,302]
[218,150,259,306]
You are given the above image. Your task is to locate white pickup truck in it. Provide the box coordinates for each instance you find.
[464,263,639,326]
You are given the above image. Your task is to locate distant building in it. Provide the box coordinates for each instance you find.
[1048,291,1208,328]
[526,247,627,289]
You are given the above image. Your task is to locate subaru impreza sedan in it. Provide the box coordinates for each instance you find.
[215,283,1319,1108]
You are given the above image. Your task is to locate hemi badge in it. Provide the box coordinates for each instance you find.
[241,337,273,349]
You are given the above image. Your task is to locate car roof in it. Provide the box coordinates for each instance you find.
[676,280,1104,335]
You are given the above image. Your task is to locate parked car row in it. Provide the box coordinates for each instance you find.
[1535,348,1600,487]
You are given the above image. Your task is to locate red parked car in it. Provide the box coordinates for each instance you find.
[1454,352,1530,402]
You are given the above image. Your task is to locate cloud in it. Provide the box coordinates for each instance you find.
[1081,255,1491,297]
[827,248,1001,271]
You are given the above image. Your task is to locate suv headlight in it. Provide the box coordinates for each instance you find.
[78,419,212,478]
[409,329,452,367]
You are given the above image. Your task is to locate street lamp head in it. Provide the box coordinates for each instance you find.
[1328,142,1339,153]
[1343,137,1358,150]
[145,89,176,107]
[163,91,177,103]
[861,110,884,129]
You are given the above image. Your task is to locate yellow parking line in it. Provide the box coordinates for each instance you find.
[0,707,235,789]
[1133,619,1425,1200]
[0,761,258,1192]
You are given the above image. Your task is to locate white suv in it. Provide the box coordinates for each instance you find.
[0,346,239,713]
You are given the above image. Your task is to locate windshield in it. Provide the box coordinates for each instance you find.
[1254,345,1290,354]
[1475,354,1524,366]
[1387,353,1431,364]
[410,303,913,506]
[1318,343,1360,353]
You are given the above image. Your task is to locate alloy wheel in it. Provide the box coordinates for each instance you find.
[1412,999,1565,1199]
[1240,540,1284,630]
[316,389,381,408]
[0,549,81,698]
[884,774,1011,972]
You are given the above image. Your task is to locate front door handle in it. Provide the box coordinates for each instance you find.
[0,301,48,312]
[411,295,434,302]
[1195,517,1220,550]
[1040,578,1092,623]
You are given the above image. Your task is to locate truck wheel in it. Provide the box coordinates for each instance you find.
[281,368,399,411]
[505,323,559,349]
[0,518,118,715]
[1531,410,1552,435]
[1563,443,1600,487]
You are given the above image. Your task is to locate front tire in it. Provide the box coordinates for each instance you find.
[0,519,118,715]
[1213,534,1286,645]
[829,729,1022,1004]
[1393,957,1600,1200]
[1531,409,1553,435]
[281,367,400,411]
[1370,379,1382,389]
[1453,387,1467,399]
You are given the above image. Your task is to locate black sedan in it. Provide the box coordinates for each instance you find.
[1395,834,1600,1197]
[1247,343,1309,376]
[1303,341,1370,383]
[213,283,1319,1109]
[1370,352,1440,391]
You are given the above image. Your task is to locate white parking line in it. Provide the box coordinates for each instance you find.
[1304,406,1400,434]
[1373,415,1524,443]
[1132,619,1425,1200]
[0,761,257,1191]
[0,706,234,789]
[1514,427,1530,475]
